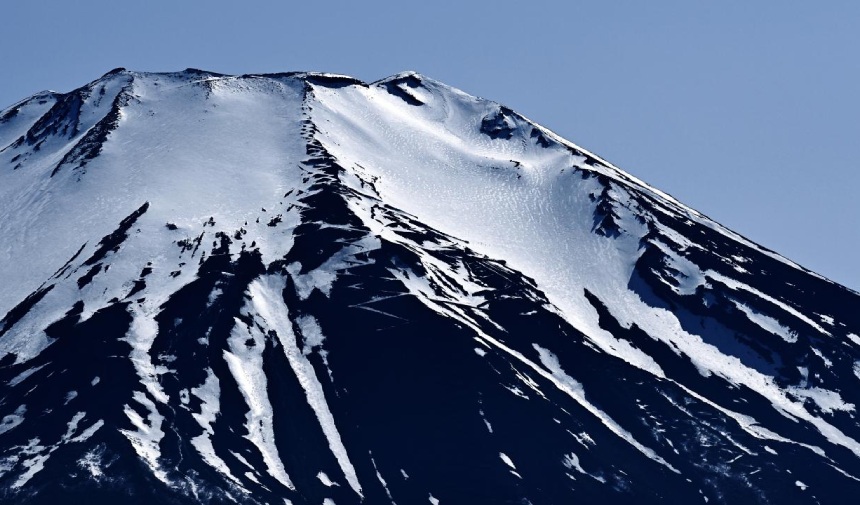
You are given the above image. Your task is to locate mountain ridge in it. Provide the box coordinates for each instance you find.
[1,69,859,504]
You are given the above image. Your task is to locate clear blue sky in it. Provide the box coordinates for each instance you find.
[2,1,858,291]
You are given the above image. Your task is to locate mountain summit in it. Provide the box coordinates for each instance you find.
[1,69,859,504]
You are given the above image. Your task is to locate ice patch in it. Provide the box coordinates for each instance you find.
[0,405,26,435]
[787,386,853,414]
[500,452,516,470]
[479,409,493,433]
[64,390,78,404]
[318,471,338,487]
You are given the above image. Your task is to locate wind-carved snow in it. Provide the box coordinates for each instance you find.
[247,276,363,498]
[190,367,244,487]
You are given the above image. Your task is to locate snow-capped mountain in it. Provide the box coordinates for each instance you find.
[1,68,859,504]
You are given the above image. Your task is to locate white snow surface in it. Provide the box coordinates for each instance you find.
[247,275,363,498]
[1,69,860,496]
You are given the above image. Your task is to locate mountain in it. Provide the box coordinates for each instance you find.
[1,68,859,505]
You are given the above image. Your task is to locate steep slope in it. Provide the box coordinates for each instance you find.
[1,69,859,504]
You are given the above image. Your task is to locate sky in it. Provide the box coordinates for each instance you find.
[2,1,858,291]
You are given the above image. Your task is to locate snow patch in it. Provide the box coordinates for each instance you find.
[248,276,363,498]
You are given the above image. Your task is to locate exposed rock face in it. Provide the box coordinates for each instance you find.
[1,69,858,504]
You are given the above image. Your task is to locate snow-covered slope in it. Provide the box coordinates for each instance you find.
[1,68,859,504]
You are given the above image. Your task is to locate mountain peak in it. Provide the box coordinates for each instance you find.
[1,69,859,504]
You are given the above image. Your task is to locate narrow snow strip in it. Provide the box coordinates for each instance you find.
[597,275,860,457]
[70,420,104,443]
[708,271,829,335]
[732,300,798,343]
[499,452,516,470]
[0,405,26,435]
[120,390,168,484]
[533,345,680,473]
[669,381,827,457]
[122,306,170,404]
[390,268,678,473]
[190,367,244,487]
[248,275,363,498]
[370,454,397,504]
[224,321,295,490]
[9,364,46,387]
